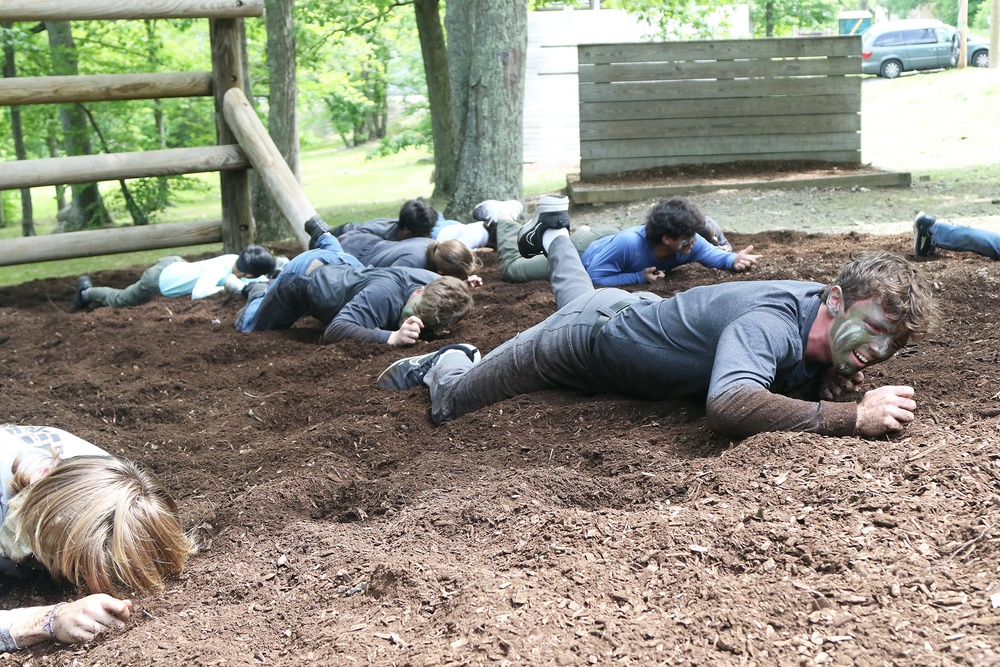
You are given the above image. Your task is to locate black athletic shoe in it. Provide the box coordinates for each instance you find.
[517,195,570,258]
[304,217,332,249]
[913,211,936,257]
[377,344,481,391]
[73,276,92,311]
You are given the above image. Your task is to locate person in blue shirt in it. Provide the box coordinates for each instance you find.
[484,197,753,284]
[913,211,1000,260]
[73,245,275,310]
[579,198,760,287]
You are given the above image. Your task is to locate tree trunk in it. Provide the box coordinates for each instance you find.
[46,21,112,231]
[2,22,36,236]
[765,1,775,37]
[443,0,526,219]
[252,0,300,243]
[46,134,67,212]
[413,0,457,201]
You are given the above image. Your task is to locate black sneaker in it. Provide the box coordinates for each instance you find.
[377,344,480,391]
[73,276,92,311]
[913,211,936,257]
[517,195,570,258]
[304,217,332,249]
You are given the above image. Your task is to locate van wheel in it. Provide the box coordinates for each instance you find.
[971,50,989,68]
[880,60,903,79]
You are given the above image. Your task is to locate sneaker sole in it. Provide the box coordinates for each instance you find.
[535,198,569,215]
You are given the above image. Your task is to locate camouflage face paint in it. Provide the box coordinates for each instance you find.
[829,298,905,376]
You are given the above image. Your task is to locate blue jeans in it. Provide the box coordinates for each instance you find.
[931,222,1000,260]
[237,235,363,332]
[425,234,656,424]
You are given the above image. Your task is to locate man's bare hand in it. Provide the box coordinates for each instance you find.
[643,267,665,284]
[856,386,916,437]
[821,369,864,401]
[731,245,761,272]
[388,316,423,346]
[53,595,132,644]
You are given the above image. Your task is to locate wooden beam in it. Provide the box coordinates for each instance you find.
[0,72,213,107]
[223,87,312,250]
[0,0,264,22]
[0,145,248,190]
[210,18,255,254]
[0,219,223,267]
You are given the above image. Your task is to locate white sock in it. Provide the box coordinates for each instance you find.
[541,228,569,253]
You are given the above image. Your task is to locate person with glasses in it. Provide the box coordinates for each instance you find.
[479,197,757,285]
[579,198,760,287]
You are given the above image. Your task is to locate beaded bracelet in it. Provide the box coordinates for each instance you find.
[42,603,65,638]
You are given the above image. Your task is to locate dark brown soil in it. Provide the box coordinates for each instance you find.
[1,231,999,666]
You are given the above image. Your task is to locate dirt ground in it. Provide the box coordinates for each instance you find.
[0,221,998,667]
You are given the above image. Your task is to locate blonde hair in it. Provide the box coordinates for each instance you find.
[12,455,196,594]
[413,276,474,336]
[426,240,482,280]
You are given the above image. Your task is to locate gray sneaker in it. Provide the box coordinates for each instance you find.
[72,276,92,311]
[517,195,570,258]
[472,200,523,224]
[377,344,481,391]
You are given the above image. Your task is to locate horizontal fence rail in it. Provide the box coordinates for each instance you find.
[0,219,223,267]
[0,0,264,22]
[0,145,248,191]
[0,72,213,107]
[578,36,862,179]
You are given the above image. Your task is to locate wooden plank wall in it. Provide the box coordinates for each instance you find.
[577,36,862,179]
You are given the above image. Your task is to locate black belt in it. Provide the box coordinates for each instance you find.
[589,297,639,348]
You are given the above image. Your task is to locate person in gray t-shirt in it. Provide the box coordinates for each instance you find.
[378,202,935,439]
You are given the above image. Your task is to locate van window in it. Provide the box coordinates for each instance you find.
[873,31,905,46]
[904,28,938,44]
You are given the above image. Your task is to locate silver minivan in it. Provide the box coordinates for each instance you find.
[861,19,990,78]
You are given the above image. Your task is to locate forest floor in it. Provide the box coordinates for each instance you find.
[1,193,999,665]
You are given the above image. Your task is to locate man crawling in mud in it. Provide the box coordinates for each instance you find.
[378,198,936,439]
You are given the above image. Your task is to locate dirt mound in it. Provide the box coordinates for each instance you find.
[1,231,998,666]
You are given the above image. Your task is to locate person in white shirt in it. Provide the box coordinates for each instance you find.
[72,245,275,310]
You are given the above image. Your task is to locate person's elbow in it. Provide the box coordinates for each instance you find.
[705,398,745,436]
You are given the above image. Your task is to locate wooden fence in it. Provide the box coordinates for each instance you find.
[0,0,310,268]
[577,36,862,179]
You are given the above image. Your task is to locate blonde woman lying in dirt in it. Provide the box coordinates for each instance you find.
[0,425,195,650]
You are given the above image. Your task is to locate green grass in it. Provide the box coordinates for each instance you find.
[2,66,996,287]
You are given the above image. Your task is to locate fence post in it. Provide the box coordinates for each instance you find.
[210,18,255,253]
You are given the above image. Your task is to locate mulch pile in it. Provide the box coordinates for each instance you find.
[0,230,997,666]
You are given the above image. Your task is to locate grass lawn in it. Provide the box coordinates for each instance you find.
[1,66,997,286]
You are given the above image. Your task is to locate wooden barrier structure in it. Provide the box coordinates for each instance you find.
[0,0,313,268]
[577,36,862,179]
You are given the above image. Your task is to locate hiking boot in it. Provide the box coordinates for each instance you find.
[377,344,481,391]
[304,217,332,249]
[517,195,570,258]
[700,217,731,251]
[913,211,936,257]
[472,200,524,224]
[73,276,92,311]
